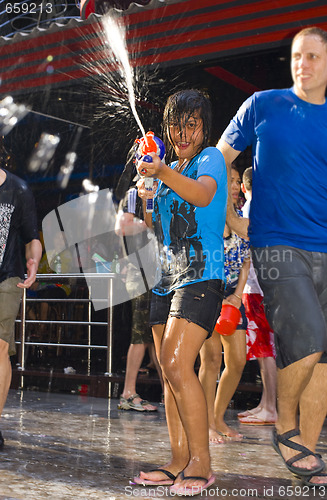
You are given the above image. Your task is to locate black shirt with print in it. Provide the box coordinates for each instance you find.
[0,170,39,283]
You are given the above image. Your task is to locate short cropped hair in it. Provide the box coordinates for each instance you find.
[292,26,327,48]
[242,166,252,192]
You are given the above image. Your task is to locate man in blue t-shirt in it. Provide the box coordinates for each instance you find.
[217,27,327,487]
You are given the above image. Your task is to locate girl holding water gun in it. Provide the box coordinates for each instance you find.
[133,89,227,495]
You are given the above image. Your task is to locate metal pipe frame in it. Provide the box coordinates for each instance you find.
[16,272,115,396]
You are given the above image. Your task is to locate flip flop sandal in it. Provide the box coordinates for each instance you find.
[272,428,325,476]
[301,472,327,487]
[132,468,176,486]
[170,471,216,496]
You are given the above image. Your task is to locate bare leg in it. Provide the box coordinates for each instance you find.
[300,363,327,449]
[276,352,323,471]
[137,324,189,484]
[296,363,327,484]
[121,343,157,411]
[214,330,246,439]
[121,343,146,398]
[138,319,212,489]
[0,340,11,417]
[147,343,164,393]
[162,318,212,487]
[239,357,277,422]
[199,332,225,443]
[257,357,277,419]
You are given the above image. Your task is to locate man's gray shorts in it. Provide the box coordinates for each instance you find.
[0,277,23,356]
[252,246,327,369]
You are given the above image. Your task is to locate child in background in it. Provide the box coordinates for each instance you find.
[115,185,163,412]
[238,167,277,425]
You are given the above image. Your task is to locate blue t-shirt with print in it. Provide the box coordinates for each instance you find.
[152,147,227,296]
[222,87,327,251]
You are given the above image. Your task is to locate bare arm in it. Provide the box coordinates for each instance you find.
[137,154,217,208]
[18,238,42,288]
[114,211,148,236]
[217,139,249,240]
[224,257,251,309]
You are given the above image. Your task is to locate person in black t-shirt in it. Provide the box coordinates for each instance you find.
[115,158,163,411]
[0,141,42,448]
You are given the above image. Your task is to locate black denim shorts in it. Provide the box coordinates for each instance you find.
[149,279,225,337]
[252,245,327,368]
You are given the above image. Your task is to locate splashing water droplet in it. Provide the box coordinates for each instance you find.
[101,14,146,140]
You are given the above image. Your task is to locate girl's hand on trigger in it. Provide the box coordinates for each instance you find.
[136,153,163,178]
[136,177,158,200]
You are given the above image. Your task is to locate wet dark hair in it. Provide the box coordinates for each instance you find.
[292,26,327,48]
[162,89,212,161]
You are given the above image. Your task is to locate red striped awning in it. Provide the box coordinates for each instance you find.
[1,0,327,97]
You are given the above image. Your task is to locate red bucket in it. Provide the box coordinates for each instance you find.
[215,304,242,336]
[78,384,89,395]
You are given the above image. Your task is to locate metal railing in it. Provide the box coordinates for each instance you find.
[15,273,115,394]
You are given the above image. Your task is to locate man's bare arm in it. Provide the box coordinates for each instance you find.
[18,239,42,288]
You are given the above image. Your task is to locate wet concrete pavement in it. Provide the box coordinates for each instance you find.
[0,389,326,499]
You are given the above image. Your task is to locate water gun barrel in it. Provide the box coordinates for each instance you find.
[135,131,165,213]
